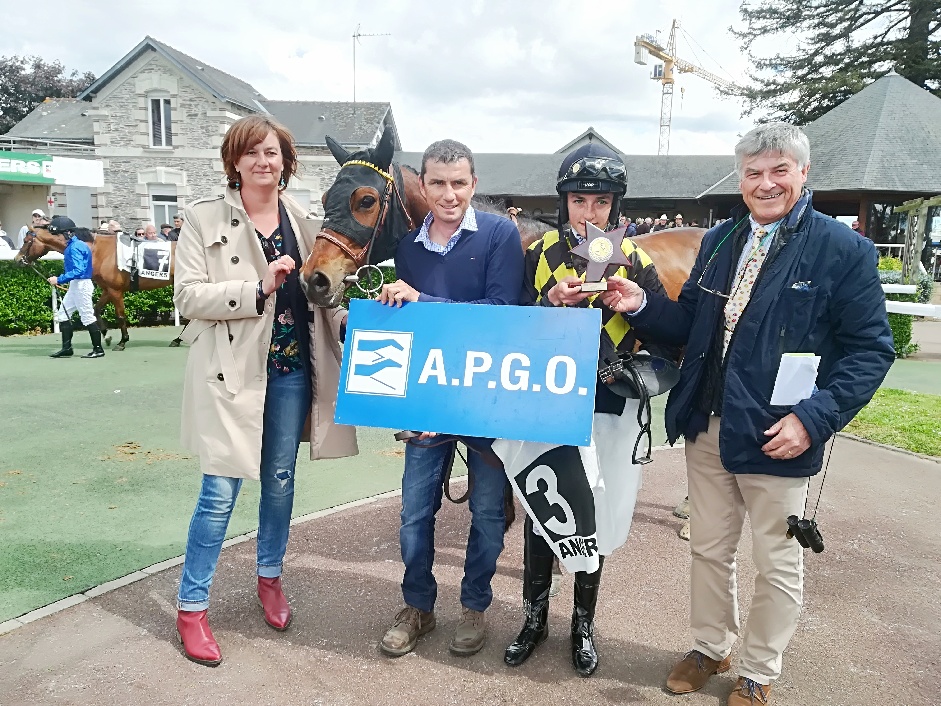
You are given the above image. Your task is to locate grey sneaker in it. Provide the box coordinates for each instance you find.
[673,496,690,519]
[379,606,436,657]
[449,607,487,656]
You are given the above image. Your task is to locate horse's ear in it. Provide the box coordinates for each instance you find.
[373,128,395,171]
[325,136,351,165]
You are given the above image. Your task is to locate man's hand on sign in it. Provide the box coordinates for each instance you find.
[547,276,591,306]
[378,279,420,307]
[599,275,645,313]
[761,413,812,460]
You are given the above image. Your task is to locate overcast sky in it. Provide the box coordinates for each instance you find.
[4,0,778,155]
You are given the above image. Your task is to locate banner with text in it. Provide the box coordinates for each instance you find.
[336,300,601,446]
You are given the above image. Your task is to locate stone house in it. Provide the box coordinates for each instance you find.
[3,36,400,230]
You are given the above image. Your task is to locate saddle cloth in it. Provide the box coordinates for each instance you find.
[116,234,172,280]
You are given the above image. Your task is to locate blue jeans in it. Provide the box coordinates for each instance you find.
[400,440,506,613]
[178,369,311,611]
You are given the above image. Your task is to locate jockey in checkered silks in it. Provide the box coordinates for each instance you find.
[494,143,681,676]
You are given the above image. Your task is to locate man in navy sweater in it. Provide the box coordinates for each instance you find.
[377,139,523,658]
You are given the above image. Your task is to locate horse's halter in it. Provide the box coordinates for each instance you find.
[317,160,414,296]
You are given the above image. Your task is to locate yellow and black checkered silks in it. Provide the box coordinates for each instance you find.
[522,229,668,354]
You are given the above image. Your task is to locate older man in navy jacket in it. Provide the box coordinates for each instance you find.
[602,123,893,706]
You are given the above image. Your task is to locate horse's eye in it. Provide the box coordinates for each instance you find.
[360,196,376,209]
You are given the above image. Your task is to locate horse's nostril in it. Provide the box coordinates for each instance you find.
[311,271,331,294]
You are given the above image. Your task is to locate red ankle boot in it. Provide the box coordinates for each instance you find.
[258,576,292,630]
[176,610,222,666]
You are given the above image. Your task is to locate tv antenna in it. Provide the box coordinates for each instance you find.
[353,24,391,103]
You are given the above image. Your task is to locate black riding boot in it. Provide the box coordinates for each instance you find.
[504,518,555,666]
[571,556,604,677]
[49,320,74,358]
[82,322,105,358]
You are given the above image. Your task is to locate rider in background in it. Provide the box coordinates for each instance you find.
[47,217,104,359]
[500,143,679,676]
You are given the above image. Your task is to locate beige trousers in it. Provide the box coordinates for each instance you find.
[685,416,809,684]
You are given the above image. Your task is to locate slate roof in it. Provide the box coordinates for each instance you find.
[78,36,267,111]
[394,151,733,199]
[555,127,624,154]
[4,99,93,142]
[264,101,399,148]
[700,72,941,197]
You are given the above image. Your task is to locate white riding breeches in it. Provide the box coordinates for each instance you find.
[55,279,96,325]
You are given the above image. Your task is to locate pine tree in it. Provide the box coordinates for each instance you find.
[732,0,941,124]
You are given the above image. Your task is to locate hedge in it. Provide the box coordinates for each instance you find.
[877,258,928,358]
[0,260,397,335]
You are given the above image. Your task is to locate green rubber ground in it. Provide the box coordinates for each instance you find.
[0,327,669,621]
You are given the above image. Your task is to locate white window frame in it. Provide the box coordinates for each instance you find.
[150,185,178,227]
[148,95,173,148]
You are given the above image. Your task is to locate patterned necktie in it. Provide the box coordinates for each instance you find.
[723,227,772,355]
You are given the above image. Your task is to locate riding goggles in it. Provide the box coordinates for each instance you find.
[557,156,627,184]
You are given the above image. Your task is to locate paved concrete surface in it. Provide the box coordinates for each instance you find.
[0,438,937,706]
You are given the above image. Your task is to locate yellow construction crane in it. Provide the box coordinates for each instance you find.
[634,20,737,155]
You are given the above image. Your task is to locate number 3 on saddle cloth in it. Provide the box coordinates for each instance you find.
[492,345,681,574]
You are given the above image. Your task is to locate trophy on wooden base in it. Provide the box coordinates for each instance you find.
[571,221,631,293]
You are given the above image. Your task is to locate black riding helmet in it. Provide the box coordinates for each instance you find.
[47,216,76,234]
[556,143,628,232]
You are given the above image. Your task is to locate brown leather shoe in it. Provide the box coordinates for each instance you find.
[665,649,732,694]
[450,607,487,656]
[728,677,772,705]
[379,606,436,657]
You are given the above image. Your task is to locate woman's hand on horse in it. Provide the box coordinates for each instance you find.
[599,275,645,313]
[378,279,419,307]
[261,255,295,296]
[547,276,590,306]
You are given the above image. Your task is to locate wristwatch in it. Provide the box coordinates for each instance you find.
[256,280,269,314]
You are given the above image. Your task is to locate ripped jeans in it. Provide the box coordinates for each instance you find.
[178,368,311,611]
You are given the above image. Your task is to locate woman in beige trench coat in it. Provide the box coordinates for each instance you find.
[173,115,357,667]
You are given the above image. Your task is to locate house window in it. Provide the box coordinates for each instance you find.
[149,97,173,148]
[152,193,178,226]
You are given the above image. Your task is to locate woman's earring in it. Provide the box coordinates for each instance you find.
[279,174,286,188]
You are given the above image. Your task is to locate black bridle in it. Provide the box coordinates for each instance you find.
[17,231,67,289]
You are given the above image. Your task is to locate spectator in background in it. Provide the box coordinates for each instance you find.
[0,219,12,249]
[108,220,123,235]
[626,217,637,236]
[652,214,668,232]
[851,219,865,236]
[17,209,48,249]
[170,213,184,240]
[133,227,145,239]
[636,217,651,235]
[674,213,684,228]
[144,223,159,240]
[160,223,173,239]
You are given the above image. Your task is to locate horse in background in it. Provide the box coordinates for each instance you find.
[299,127,706,308]
[14,225,177,350]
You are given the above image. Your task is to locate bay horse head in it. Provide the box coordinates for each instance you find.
[14,224,64,266]
[300,126,415,308]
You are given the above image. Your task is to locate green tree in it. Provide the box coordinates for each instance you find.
[0,56,95,135]
[732,0,941,124]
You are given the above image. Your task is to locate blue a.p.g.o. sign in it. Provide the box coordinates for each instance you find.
[335,300,601,446]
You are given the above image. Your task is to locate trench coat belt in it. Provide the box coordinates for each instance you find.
[180,318,243,395]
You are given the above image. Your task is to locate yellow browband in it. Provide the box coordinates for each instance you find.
[342,160,393,182]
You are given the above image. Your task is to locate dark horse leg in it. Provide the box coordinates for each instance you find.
[94,290,112,347]
[112,293,130,351]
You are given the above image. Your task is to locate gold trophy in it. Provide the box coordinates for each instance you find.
[571,221,631,293]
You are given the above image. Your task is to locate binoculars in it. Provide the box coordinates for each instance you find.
[786,515,825,553]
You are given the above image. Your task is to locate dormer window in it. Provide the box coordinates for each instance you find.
[149,96,173,148]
